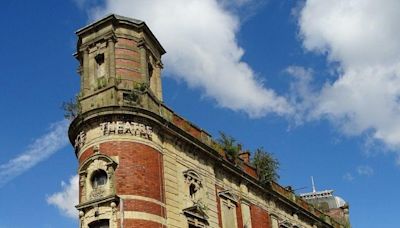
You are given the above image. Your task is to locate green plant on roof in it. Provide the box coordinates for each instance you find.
[217,132,240,163]
[251,147,280,185]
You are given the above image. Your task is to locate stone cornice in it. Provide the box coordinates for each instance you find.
[76,14,165,55]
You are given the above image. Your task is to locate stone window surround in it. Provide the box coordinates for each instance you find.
[79,151,118,204]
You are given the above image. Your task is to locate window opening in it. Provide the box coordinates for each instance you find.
[190,183,198,199]
[91,169,107,188]
[148,63,153,78]
[89,219,109,228]
[95,53,106,78]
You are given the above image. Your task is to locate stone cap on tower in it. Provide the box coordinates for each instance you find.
[76,14,166,55]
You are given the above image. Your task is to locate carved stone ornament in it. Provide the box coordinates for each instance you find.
[184,169,203,203]
[90,187,106,199]
[183,169,202,189]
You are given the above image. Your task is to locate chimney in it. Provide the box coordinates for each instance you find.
[239,151,250,163]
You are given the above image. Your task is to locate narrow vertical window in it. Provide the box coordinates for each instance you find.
[218,191,238,228]
[95,53,105,78]
[148,62,154,78]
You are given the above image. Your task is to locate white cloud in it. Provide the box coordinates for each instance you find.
[356,165,374,176]
[84,0,292,117]
[296,0,400,149]
[286,66,316,124]
[342,172,354,182]
[47,175,79,219]
[0,120,69,187]
[343,165,374,181]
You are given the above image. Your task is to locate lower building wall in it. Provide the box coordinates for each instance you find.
[123,199,166,218]
[74,120,340,228]
[117,219,167,228]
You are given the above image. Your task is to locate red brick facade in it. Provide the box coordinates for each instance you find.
[79,141,165,227]
[79,141,164,202]
[115,37,141,80]
[236,201,244,228]
[123,199,166,217]
[117,219,166,228]
[250,204,271,228]
[215,185,223,227]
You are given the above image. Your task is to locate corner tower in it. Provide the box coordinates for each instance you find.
[69,14,167,228]
[76,14,165,112]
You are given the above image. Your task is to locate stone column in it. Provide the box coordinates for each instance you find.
[83,48,89,95]
[107,37,116,83]
[155,61,163,101]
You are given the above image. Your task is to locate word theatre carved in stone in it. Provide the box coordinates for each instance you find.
[100,121,153,140]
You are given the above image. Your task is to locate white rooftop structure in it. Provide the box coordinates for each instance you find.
[300,177,347,210]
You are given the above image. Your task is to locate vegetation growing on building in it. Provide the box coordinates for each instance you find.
[217,132,280,184]
[251,147,280,184]
[62,96,80,120]
[216,132,241,163]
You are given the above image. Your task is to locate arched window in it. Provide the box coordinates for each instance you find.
[95,53,105,78]
[89,219,109,228]
[91,169,107,188]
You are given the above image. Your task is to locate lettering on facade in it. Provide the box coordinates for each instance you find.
[100,121,153,140]
[75,131,86,150]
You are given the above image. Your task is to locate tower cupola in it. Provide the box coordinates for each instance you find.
[75,14,165,114]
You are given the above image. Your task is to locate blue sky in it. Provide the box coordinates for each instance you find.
[1,0,399,227]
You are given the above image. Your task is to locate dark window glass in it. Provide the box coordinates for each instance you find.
[148,63,153,78]
[89,220,109,228]
[189,183,197,199]
[91,170,107,188]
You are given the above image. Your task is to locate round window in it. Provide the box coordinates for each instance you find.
[91,169,107,188]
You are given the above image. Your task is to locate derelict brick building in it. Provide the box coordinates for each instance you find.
[68,14,349,228]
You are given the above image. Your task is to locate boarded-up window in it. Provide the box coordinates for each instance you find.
[271,215,279,228]
[221,199,237,228]
[241,202,252,228]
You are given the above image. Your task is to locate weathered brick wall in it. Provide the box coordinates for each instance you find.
[250,204,271,228]
[115,38,141,80]
[236,200,244,228]
[123,199,166,217]
[215,186,223,227]
[117,219,167,228]
[79,141,165,227]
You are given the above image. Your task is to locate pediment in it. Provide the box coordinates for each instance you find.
[218,190,238,203]
[183,204,209,222]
